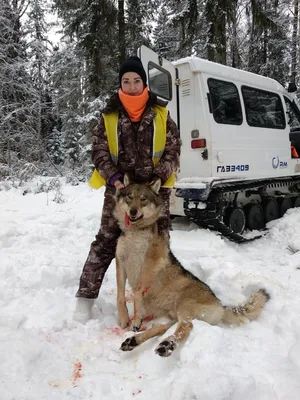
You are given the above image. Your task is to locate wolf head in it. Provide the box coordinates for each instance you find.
[114,175,163,230]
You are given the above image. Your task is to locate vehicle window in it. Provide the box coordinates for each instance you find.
[242,86,285,129]
[148,62,172,100]
[284,97,300,128]
[207,78,243,125]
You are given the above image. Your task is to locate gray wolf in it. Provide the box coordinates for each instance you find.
[114,175,270,357]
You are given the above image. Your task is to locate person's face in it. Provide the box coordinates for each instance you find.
[121,72,144,96]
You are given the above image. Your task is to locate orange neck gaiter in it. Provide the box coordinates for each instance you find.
[118,87,149,122]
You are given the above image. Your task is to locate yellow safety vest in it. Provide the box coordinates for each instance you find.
[89,104,175,189]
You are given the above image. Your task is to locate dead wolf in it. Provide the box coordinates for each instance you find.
[114,175,270,357]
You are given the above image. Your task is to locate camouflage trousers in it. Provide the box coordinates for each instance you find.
[76,186,171,299]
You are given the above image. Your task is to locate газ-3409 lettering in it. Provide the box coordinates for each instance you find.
[217,165,250,173]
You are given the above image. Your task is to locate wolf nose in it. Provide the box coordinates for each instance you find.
[130,208,138,217]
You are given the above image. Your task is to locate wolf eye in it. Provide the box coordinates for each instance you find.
[126,195,133,201]
[140,196,148,202]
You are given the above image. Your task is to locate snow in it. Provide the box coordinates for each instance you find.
[1,178,300,400]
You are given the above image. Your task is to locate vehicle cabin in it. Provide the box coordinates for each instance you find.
[138,46,300,216]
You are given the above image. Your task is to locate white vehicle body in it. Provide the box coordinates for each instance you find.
[138,46,300,221]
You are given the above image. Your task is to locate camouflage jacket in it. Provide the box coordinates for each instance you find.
[92,91,181,185]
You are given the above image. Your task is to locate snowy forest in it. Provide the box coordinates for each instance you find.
[0,0,300,182]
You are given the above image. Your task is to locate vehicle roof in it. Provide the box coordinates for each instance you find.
[174,57,287,93]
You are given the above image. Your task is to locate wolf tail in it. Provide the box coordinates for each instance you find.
[222,289,270,325]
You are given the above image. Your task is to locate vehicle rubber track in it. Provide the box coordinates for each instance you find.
[183,175,300,243]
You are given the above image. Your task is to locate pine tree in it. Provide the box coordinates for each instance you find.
[204,0,229,64]
[247,0,276,73]
[245,0,290,86]
[152,2,180,60]
[49,42,85,167]
[26,0,55,162]
[153,0,203,60]
[0,0,38,169]
[53,0,119,98]
[125,0,156,55]
[226,0,242,68]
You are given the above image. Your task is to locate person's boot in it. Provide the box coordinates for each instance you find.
[73,298,95,324]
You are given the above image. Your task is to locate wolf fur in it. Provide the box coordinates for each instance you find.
[114,175,270,357]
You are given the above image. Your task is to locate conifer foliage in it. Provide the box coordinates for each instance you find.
[0,1,37,170]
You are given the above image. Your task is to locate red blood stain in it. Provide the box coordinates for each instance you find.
[72,362,83,386]
[106,326,123,336]
[143,316,153,323]
[142,285,151,296]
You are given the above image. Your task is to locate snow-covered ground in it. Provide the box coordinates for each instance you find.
[1,178,300,400]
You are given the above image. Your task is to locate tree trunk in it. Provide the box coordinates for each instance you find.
[291,0,298,84]
[205,0,227,64]
[35,0,43,163]
[118,0,126,65]
[229,0,240,68]
[215,0,227,64]
[248,0,258,71]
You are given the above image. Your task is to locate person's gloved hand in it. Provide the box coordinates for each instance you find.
[114,179,125,190]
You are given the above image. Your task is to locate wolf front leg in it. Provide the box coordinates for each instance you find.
[132,248,166,331]
[131,261,158,331]
[132,281,147,331]
[116,257,130,328]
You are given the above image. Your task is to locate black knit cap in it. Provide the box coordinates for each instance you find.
[119,56,147,87]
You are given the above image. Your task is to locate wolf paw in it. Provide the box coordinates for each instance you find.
[155,337,177,357]
[118,308,130,329]
[119,316,130,329]
[120,336,138,351]
[132,318,143,332]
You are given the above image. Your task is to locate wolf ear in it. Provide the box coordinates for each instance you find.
[123,174,131,187]
[149,178,161,194]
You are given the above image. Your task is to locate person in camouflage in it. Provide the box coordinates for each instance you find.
[73,56,181,323]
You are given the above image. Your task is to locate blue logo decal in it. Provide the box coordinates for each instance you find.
[272,156,288,169]
[272,156,279,169]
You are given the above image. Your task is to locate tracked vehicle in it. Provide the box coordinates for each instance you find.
[138,46,300,242]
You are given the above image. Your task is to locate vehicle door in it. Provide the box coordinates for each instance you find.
[138,45,179,126]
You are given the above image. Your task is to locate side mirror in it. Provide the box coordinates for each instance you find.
[288,82,297,93]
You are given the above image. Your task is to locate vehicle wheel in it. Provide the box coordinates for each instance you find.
[279,197,293,217]
[263,198,279,223]
[294,196,300,208]
[245,203,264,231]
[224,207,246,234]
